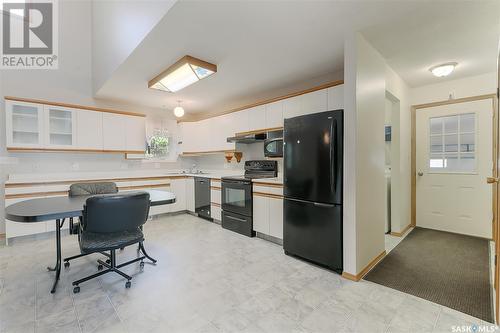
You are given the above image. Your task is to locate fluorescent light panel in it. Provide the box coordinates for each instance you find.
[149,56,217,93]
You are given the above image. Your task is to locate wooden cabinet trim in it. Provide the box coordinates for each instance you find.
[5,96,146,117]
[253,192,283,199]
[210,202,221,207]
[5,183,171,199]
[6,176,185,188]
[7,147,144,154]
[235,126,283,137]
[178,80,343,123]
[252,182,283,188]
[181,149,235,156]
[210,186,221,190]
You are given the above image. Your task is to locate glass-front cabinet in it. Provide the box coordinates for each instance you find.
[5,101,77,149]
[43,106,77,148]
[6,101,45,148]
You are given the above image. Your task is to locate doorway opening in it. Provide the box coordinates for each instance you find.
[384,91,410,253]
[366,94,497,322]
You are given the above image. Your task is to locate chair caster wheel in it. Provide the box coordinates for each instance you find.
[139,261,145,271]
[106,259,111,264]
[64,262,70,268]
[73,286,80,294]
[97,264,103,271]
[125,281,131,289]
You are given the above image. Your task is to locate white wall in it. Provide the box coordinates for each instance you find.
[411,72,497,105]
[91,0,176,94]
[343,33,386,275]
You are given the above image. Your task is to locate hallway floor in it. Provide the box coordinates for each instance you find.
[367,227,492,322]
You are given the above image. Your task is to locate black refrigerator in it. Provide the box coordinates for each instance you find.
[283,109,343,273]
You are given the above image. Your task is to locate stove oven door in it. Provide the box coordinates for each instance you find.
[221,179,252,216]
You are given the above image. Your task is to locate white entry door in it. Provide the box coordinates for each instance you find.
[416,99,493,238]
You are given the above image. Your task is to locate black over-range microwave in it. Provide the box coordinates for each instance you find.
[264,130,283,157]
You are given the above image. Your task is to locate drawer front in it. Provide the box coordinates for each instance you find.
[253,184,283,196]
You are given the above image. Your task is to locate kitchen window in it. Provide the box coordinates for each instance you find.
[428,113,475,172]
[146,128,170,159]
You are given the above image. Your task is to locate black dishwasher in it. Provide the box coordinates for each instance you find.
[195,177,211,220]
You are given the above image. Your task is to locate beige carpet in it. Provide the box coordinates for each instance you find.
[364,227,493,322]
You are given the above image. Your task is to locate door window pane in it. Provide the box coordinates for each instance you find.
[428,113,475,172]
[430,136,443,153]
[460,113,475,132]
[443,116,458,133]
[444,134,458,152]
[430,118,442,135]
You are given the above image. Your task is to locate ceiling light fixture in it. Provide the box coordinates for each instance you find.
[429,62,457,77]
[174,101,185,118]
[149,55,217,93]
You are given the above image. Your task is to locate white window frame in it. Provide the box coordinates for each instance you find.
[427,112,477,174]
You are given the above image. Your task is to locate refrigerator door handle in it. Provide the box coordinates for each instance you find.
[286,197,336,208]
[330,119,336,195]
[313,202,336,208]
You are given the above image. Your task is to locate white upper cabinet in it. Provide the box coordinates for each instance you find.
[247,105,266,131]
[5,101,45,148]
[232,109,250,134]
[265,100,283,128]
[179,121,197,153]
[210,113,235,151]
[301,89,328,115]
[102,113,127,151]
[327,84,344,110]
[283,95,303,119]
[43,106,77,149]
[125,115,146,152]
[77,110,103,150]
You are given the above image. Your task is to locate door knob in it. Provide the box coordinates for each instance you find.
[418,172,423,177]
[487,177,499,184]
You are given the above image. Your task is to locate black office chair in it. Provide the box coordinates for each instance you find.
[72,192,151,293]
[64,182,118,268]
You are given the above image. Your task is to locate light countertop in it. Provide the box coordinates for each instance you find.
[5,170,244,184]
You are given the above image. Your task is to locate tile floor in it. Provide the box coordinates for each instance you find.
[0,214,495,333]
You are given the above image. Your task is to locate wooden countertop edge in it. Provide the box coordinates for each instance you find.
[5,183,171,199]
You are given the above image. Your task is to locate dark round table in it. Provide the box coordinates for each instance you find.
[5,190,176,293]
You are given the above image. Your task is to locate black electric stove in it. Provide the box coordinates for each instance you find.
[221,160,278,237]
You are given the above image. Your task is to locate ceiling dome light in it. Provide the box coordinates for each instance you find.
[429,62,457,77]
[174,101,185,118]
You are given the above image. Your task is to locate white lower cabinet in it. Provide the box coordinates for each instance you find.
[211,205,221,221]
[169,179,186,212]
[268,197,283,239]
[253,194,269,234]
[185,177,195,212]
